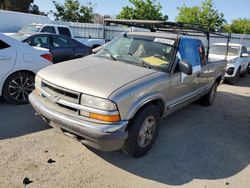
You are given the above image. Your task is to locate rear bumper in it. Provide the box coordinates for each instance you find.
[29,92,128,151]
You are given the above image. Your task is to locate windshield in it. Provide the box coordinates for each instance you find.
[19,25,42,33]
[210,45,240,56]
[96,35,175,71]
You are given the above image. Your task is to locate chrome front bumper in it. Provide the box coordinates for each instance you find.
[29,92,128,151]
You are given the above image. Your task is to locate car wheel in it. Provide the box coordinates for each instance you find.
[123,105,160,157]
[199,81,219,106]
[3,72,35,105]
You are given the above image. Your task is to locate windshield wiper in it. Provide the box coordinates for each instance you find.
[103,48,116,61]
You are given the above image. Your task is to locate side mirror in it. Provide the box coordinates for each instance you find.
[178,60,193,75]
[241,53,249,58]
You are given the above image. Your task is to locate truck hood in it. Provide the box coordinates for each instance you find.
[209,54,238,61]
[38,55,158,98]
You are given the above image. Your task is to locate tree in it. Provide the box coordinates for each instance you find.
[0,0,46,15]
[52,0,94,22]
[224,19,250,34]
[176,0,226,30]
[0,0,33,13]
[117,0,168,21]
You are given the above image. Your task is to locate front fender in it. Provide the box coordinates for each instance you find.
[124,92,166,120]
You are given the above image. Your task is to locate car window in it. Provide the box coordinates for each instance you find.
[58,27,71,37]
[179,38,201,67]
[41,26,56,34]
[26,36,51,48]
[196,40,206,66]
[0,40,10,50]
[52,36,73,47]
[241,46,247,54]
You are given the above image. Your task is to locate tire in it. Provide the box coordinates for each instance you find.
[227,68,240,84]
[123,105,160,157]
[3,72,35,105]
[199,81,219,106]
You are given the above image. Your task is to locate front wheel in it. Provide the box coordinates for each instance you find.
[123,105,160,157]
[3,72,35,105]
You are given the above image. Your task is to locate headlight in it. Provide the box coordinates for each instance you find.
[80,94,120,122]
[227,58,237,64]
[81,94,117,111]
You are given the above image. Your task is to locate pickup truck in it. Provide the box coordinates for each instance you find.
[17,23,105,49]
[29,21,227,157]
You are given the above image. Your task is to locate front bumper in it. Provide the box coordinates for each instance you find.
[29,92,128,151]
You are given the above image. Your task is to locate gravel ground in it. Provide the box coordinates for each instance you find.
[0,75,249,188]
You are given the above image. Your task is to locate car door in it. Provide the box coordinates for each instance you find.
[0,39,16,85]
[50,35,75,63]
[167,38,209,113]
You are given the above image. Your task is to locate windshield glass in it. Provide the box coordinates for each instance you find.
[96,35,175,71]
[210,45,240,56]
[19,25,42,33]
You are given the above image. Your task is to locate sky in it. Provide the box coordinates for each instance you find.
[35,0,250,23]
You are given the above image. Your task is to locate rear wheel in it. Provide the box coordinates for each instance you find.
[199,82,219,106]
[123,105,160,157]
[3,72,35,105]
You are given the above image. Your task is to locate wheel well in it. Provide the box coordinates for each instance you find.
[215,76,222,84]
[133,99,165,119]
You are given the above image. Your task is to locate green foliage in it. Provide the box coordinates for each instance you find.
[52,0,94,22]
[117,0,168,21]
[224,19,250,34]
[176,0,225,30]
[0,0,32,13]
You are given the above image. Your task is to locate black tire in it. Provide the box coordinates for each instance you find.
[199,82,219,106]
[3,72,35,105]
[227,68,240,84]
[123,105,160,157]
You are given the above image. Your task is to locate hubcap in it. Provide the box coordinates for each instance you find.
[8,76,34,102]
[138,116,156,148]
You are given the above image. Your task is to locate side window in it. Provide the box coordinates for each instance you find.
[196,40,206,66]
[242,46,247,54]
[27,36,51,48]
[179,38,201,67]
[52,36,73,47]
[41,26,56,34]
[0,40,10,50]
[58,27,71,37]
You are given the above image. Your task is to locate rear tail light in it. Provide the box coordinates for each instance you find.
[41,54,53,62]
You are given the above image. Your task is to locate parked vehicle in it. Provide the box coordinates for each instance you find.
[0,10,51,33]
[29,20,228,157]
[0,33,53,104]
[18,23,105,49]
[10,33,92,63]
[209,43,249,84]
[247,47,250,73]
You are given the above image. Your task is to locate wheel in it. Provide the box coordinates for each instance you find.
[240,66,248,77]
[3,72,35,105]
[199,82,219,106]
[227,68,240,84]
[123,105,160,157]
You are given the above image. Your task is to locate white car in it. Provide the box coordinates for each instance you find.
[209,43,249,84]
[0,33,53,104]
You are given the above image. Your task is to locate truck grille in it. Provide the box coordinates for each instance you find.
[41,81,80,114]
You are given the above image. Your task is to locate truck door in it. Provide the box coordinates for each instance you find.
[167,38,208,113]
[0,40,16,85]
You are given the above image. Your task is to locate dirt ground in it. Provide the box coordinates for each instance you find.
[0,75,249,188]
